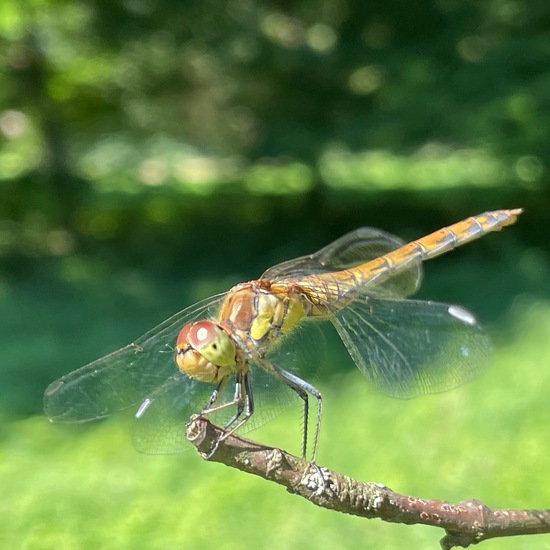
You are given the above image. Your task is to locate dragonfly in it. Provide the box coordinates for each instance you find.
[44,209,522,461]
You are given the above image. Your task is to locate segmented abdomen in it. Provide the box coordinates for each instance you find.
[293,209,522,311]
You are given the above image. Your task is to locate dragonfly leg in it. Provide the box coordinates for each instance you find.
[219,371,247,430]
[218,371,254,437]
[257,357,322,462]
[201,376,229,412]
[201,371,254,459]
[200,371,245,421]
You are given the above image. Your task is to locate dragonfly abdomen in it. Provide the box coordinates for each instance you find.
[349,209,522,288]
[290,209,522,310]
[402,209,522,261]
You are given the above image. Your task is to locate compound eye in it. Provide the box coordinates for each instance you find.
[175,322,193,350]
[187,320,219,350]
[175,320,235,368]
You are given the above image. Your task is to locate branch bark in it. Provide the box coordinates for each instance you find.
[186,416,550,549]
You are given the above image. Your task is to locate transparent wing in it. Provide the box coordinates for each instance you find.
[131,364,299,454]
[131,320,326,454]
[131,374,207,454]
[331,298,491,398]
[44,293,227,422]
[262,227,422,298]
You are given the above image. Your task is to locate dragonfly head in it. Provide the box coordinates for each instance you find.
[175,320,236,382]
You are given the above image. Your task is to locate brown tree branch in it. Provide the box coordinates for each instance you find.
[186,416,550,549]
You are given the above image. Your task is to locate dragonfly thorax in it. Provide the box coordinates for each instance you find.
[218,281,308,352]
[175,320,236,383]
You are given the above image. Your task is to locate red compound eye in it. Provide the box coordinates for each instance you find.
[187,320,218,350]
[176,320,219,351]
[175,322,193,349]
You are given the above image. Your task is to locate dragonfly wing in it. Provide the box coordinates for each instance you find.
[262,227,422,298]
[44,293,227,422]
[331,298,491,398]
[132,373,213,454]
[131,361,299,454]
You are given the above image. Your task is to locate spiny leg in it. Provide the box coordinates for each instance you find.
[200,373,242,417]
[201,376,229,412]
[201,371,255,459]
[257,357,323,462]
[220,371,247,430]
[218,371,254,439]
[284,380,310,459]
[296,386,309,460]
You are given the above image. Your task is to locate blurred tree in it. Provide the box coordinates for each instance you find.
[1,0,549,209]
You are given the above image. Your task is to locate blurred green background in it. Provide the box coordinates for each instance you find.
[2,0,550,548]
